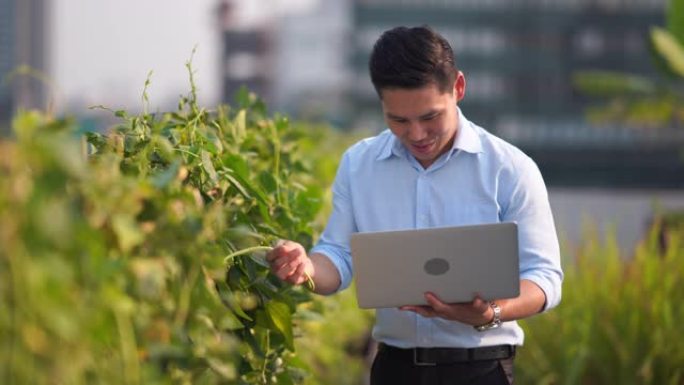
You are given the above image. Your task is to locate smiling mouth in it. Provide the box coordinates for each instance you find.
[411,142,435,154]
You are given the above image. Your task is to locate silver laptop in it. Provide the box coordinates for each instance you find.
[350,222,520,309]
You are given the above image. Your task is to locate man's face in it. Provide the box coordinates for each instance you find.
[380,73,465,169]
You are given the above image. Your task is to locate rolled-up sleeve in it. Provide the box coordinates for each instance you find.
[502,157,564,311]
[310,151,357,292]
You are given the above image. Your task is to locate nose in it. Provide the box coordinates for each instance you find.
[407,122,428,142]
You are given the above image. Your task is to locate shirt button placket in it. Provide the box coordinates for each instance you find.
[415,172,431,346]
[415,173,430,229]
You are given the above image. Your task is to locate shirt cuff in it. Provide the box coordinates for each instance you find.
[520,272,563,312]
[310,243,353,293]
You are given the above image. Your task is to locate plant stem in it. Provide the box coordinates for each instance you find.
[261,329,270,384]
[174,262,200,328]
[114,309,140,385]
[173,148,199,158]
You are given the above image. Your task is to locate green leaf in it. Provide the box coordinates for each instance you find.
[573,71,656,97]
[197,129,219,155]
[265,300,294,350]
[234,109,247,142]
[275,372,296,385]
[234,86,251,108]
[111,215,144,253]
[86,132,108,152]
[650,27,684,78]
[12,110,44,139]
[207,357,236,380]
[224,173,252,200]
[151,135,175,159]
[152,160,180,188]
[223,154,250,180]
[225,171,269,205]
[219,312,244,330]
[216,278,253,321]
[201,150,218,185]
[667,0,684,45]
[258,171,278,194]
[293,185,323,220]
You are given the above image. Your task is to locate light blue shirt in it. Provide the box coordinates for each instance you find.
[311,109,563,348]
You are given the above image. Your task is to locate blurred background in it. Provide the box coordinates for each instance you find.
[2,0,682,256]
[2,1,684,384]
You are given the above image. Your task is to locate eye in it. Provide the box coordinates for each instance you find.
[421,113,439,121]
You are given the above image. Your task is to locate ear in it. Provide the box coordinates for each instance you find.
[454,71,466,102]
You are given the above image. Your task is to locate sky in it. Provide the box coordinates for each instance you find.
[50,0,317,115]
[51,0,221,114]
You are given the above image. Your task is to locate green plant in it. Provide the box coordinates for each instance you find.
[1,58,328,384]
[573,0,684,128]
[517,223,684,384]
[297,287,374,385]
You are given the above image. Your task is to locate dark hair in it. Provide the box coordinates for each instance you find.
[369,26,457,97]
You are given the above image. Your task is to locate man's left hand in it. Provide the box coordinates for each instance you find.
[400,292,494,326]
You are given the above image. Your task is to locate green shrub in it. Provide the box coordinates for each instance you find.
[289,123,375,385]
[297,288,374,385]
[0,69,328,383]
[518,223,684,385]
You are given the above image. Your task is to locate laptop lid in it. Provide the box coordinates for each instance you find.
[350,222,520,309]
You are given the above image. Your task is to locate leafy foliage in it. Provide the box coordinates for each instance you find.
[572,0,684,128]
[0,64,328,383]
[297,287,374,385]
[517,222,684,385]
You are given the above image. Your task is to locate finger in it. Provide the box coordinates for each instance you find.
[274,265,291,281]
[266,248,278,262]
[270,245,304,268]
[291,262,308,285]
[276,260,300,280]
[472,296,491,312]
[278,240,300,254]
[273,239,286,248]
[424,292,451,314]
[266,245,287,262]
[270,253,295,270]
[266,240,299,262]
[283,244,305,260]
[400,305,435,318]
[414,307,436,318]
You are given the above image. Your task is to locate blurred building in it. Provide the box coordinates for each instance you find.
[0,0,50,136]
[219,1,273,104]
[0,0,16,133]
[218,0,352,123]
[352,0,684,188]
[215,0,683,187]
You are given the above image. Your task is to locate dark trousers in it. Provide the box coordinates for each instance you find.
[370,346,514,385]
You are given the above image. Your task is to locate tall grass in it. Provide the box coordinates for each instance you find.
[518,222,684,384]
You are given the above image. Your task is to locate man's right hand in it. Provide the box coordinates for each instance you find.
[266,240,315,287]
[265,241,342,295]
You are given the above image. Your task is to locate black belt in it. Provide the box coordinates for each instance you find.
[378,343,516,366]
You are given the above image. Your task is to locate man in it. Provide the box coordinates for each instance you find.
[267,26,563,385]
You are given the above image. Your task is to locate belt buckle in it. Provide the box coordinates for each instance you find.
[413,349,437,367]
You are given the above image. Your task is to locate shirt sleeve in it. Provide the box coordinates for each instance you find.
[501,157,564,312]
[310,151,357,293]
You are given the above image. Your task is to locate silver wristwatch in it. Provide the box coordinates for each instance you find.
[474,302,502,332]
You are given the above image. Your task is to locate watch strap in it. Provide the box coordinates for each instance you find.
[474,302,502,332]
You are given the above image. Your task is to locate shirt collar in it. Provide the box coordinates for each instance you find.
[375,107,483,161]
[452,108,483,155]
